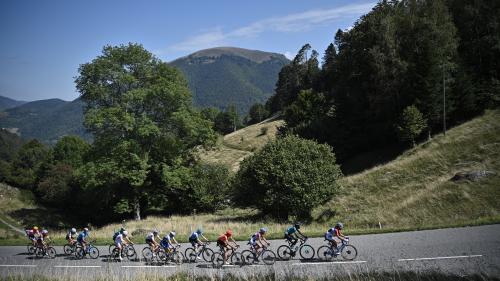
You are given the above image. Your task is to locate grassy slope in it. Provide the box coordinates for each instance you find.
[313,109,500,231]
[1,110,498,245]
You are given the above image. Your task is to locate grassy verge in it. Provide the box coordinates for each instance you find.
[1,271,498,281]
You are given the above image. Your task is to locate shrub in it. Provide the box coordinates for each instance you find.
[234,135,342,220]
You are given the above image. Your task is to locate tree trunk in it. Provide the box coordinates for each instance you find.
[134,200,141,221]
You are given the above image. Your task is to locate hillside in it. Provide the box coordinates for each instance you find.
[0,98,90,145]
[0,96,27,111]
[171,47,289,114]
[1,110,498,244]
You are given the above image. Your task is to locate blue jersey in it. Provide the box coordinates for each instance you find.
[189,232,199,241]
[286,227,297,235]
[77,232,88,242]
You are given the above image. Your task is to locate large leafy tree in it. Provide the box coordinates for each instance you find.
[75,43,216,220]
[234,135,342,220]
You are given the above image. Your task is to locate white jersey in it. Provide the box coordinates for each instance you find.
[115,234,124,244]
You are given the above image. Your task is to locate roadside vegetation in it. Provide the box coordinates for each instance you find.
[1,271,498,281]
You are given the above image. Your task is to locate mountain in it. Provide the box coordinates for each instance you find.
[0,96,27,111]
[0,98,90,145]
[170,47,289,114]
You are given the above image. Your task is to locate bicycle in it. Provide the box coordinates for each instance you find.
[212,245,244,267]
[317,237,358,261]
[164,244,185,264]
[34,243,56,259]
[75,240,100,259]
[63,242,78,255]
[241,243,276,265]
[185,241,214,263]
[111,243,136,261]
[142,244,167,263]
[26,243,36,255]
[277,237,315,260]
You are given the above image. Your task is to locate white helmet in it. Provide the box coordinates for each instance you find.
[169,231,176,237]
[83,227,89,232]
[42,229,48,234]
[122,230,128,236]
[71,228,76,233]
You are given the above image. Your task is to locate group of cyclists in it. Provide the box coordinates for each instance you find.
[26,222,348,264]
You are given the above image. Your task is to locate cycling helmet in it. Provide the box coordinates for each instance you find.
[169,231,176,237]
[259,227,268,234]
[120,227,126,232]
[328,227,335,233]
[33,226,39,231]
[225,230,233,237]
[83,227,89,232]
[42,229,48,234]
[122,230,128,236]
[196,229,202,234]
[71,228,76,234]
[294,223,301,229]
[335,222,343,229]
[153,230,158,235]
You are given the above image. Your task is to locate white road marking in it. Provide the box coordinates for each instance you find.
[54,265,102,268]
[0,265,37,267]
[121,265,177,268]
[294,261,367,265]
[398,255,483,262]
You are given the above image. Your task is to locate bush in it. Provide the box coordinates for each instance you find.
[234,135,342,220]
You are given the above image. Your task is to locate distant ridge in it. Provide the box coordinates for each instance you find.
[171,47,289,114]
[0,96,27,111]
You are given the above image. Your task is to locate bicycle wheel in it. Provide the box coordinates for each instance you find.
[299,244,315,260]
[212,252,224,268]
[241,250,256,264]
[27,244,35,255]
[317,245,334,261]
[184,247,197,263]
[341,245,357,260]
[88,246,100,259]
[63,244,73,255]
[202,248,214,262]
[111,247,122,261]
[47,247,56,259]
[166,251,180,265]
[142,247,153,262]
[75,247,85,259]
[261,250,276,265]
[126,245,137,260]
[108,244,114,255]
[231,252,244,265]
[277,245,292,260]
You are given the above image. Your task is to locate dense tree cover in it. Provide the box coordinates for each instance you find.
[234,135,342,220]
[246,103,269,125]
[268,0,499,163]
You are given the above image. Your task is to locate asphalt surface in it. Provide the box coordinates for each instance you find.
[1,224,499,280]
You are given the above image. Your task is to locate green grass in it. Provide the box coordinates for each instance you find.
[1,110,499,246]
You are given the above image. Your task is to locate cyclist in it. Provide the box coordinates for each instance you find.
[216,230,238,265]
[249,228,269,261]
[115,230,133,261]
[284,223,306,249]
[66,228,77,245]
[77,227,90,249]
[326,222,348,252]
[112,227,126,243]
[188,229,209,260]
[37,229,51,254]
[160,231,179,254]
[26,226,40,246]
[145,230,160,253]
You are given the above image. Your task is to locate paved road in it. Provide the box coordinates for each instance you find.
[1,224,499,280]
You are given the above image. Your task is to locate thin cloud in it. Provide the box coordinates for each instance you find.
[168,2,375,52]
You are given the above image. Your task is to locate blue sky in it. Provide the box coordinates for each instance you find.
[0,0,376,101]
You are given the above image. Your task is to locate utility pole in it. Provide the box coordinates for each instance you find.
[443,65,446,136]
